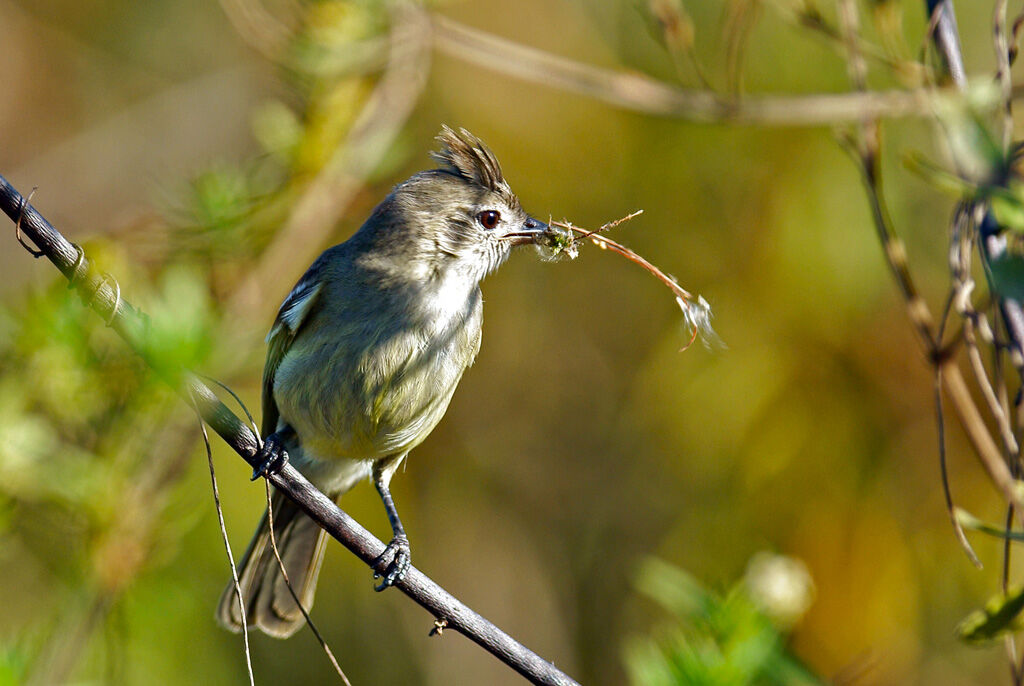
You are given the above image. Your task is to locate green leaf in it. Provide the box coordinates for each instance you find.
[986,250,1024,302]
[252,100,303,163]
[957,586,1024,644]
[933,100,1007,185]
[989,188,1024,232]
[954,507,1024,541]
[0,645,28,686]
[902,153,975,197]
[635,557,716,621]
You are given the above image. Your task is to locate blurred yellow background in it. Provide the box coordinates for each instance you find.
[0,0,1018,684]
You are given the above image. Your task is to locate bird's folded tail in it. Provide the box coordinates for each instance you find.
[216,489,328,639]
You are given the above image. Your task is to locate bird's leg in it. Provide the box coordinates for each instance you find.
[250,425,296,481]
[372,461,411,591]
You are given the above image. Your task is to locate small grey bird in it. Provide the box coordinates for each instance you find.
[217,126,547,638]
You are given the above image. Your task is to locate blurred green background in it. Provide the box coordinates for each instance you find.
[0,0,1019,683]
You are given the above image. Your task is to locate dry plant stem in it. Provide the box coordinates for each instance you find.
[935,371,982,567]
[965,317,1020,457]
[723,0,759,94]
[547,210,718,348]
[943,358,1023,512]
[860,153,939,361]
[263,479,350,683]
[949,207,1018,462]
[1012,10,1024,65]
[837,0,868,93]
[0,177,580,686]
[432,14,1001,127]
[1005,505,1016,593]
[191,392,255,686]
[772,2,913,74]
[934,288,981,567]
[648,0,711,88]
[918,4,945,79]
[553,221,702,346]
[995,0,1013,151]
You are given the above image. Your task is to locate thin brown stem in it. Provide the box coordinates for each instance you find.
[191,390,255,686]
[965,317,1020,456]
[936,368,983,567]
[995,0,1014,151]
[431,14,997,127]
[546,213,720,349]
[264,479,350,683]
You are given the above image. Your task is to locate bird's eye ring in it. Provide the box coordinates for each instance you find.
[477,210,501,230]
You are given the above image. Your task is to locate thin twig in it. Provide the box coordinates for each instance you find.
[995,0,1014,151]
[918,3,945,88]
[935,369,983,567]
[944,361,1023,510]
[543,212,720,350]
[934,272,982,566]
[431,14,1001,127]
[190,388,255,686]
[837,0,868,94]
[15,187,44,257]
[202,376,347,676]
[264,480,351,683]
[723,0,758,94]
[965,317,1020,456]
[201,373,261,439]
[1010,9,1024,66]
[770,1,921,77]
[648,0,712,88]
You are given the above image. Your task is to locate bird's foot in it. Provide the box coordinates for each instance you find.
[373,534,411,591]
[250,431,289,481]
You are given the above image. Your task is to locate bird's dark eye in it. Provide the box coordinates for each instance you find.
[477,210,501,230]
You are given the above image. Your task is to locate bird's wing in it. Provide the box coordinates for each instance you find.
[262,274,324,438]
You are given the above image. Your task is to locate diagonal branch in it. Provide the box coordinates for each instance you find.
[0,175,580,686]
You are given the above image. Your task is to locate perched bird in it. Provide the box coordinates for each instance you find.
[217,126,548,638]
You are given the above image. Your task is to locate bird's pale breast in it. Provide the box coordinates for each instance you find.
[272,277,483,474]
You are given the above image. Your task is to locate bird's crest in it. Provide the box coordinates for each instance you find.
[431,126,514,200]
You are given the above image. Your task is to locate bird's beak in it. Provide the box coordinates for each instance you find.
[502,215,548,246]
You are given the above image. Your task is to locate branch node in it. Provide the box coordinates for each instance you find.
[430,617,448,637]
[930,341,960,366]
